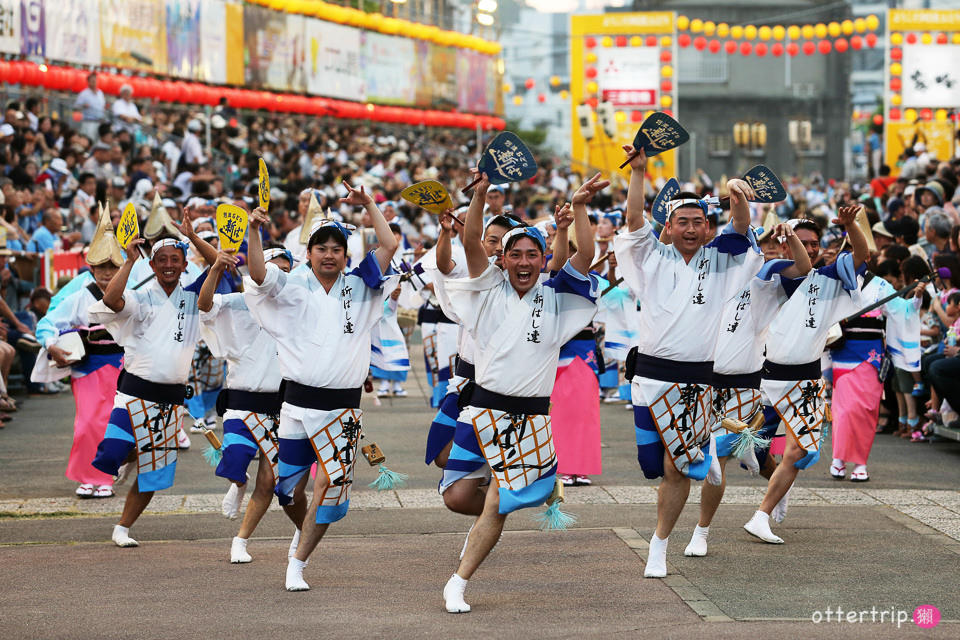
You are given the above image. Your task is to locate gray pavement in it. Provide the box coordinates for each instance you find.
[2,375,960,638]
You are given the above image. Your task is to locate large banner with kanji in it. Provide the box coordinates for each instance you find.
[885,8,960,173]
[570,12,678,183]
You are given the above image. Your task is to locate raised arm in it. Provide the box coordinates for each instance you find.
[545,203,572,272]
[198,251,238,313]
[834,205,868,271]
[173,208,218,266]
[773,222,812,279]
[102,238,143,312]
[247,207,268,285]
[464,172,490,278]
[340,181,398,274]
[726,178,754,236]
[435,208,456,275]
[570,173,611,275]
[623,147,648,232]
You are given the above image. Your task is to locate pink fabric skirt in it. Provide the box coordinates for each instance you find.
[830,362,883,465]
[67,366,121,485]
[550,357,602,476]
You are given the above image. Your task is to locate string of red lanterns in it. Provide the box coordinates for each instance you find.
[680,33,877,55]
[0,59,505,131]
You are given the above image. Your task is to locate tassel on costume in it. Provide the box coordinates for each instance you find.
[731,427,771,460]
[201,429,223,467]
[533,477,578,531]
[368,463,408,490]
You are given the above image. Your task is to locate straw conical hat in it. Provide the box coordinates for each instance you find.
[756,209,779,242]
[144,192,180,240]
[86,202,125,267]
[855,209,877,253]
[299,190,325,245]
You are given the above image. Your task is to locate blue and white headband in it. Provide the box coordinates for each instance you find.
[602,210,622,226]
[264,247,297,265]
[151,238,189,258]
[484,214,522,233]
[308,218,357,241]
[502,226,547,253]
[666,196,719,216]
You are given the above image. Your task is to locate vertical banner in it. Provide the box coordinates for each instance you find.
[100,0,168,72]
[0,0,20,55]
[570,12,677,182]
[243,2,286,88]
[362,31,415,105]
[885,8,960,173]
[198,0,226,83]
[20,0,43,57]
[223,0,243,86]
[262,12,304,92]
[304,17,363,101]
[166,0,201,79]
[413,40,432,107]
[457,50,492,114]
[44,0,100,65]
[429,43,458,109]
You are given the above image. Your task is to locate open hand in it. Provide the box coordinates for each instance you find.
[339,181,373,207]
[833,205,862,228]
[572,173,611,205]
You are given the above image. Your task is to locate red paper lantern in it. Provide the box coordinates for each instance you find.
[646,36,657,47]
[787,42,799,56]
[755,43,768,56]
[891,77,901,91]
[72,69,87,92]
[771,43,784,56]
[834,38,848,53]
[906,33,917,44]
[585,97,598,108]
[818,40,832,54]
[631,110,643,122]
[725,40,737,54]
[678,34,691,48]
[889,108,901,121]
[585,67,597,79]
[891,47,902,60]
[865,33,877,48]
[21,61,40,86]
[660,49,672,62]
[6,61,23,84]
[802,41,816,55]
[850,36,863,50]
[616,36,627,47]
[660,80,672,92]
[694,36,707,50]
[72,111,83,122]
[937,33,948,44]
[524,78,534,90]
[740,42,752,55]
[708,39,721,53]
[0,60,9,83]
[662,109,673,117]
[920,108,933,120]
[537,93,546,103]
[585,36,596,49]
[872,114,883,126]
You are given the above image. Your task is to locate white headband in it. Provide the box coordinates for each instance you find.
[151,238,188,258]
[264,247,298,264]
[666,196,719,215]
[308,218,357,238]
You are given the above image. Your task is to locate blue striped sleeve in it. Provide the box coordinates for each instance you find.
[544,260,601,301]
[818,252,864,291]
[349,250,396,290]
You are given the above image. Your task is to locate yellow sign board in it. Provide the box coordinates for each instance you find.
[258,158,270,211]
[570,13,678,184]
[117,202,140,249]
[216,204,248,254]
[888,9,960,32]
[885,121,955,176]
[400,181,455,214]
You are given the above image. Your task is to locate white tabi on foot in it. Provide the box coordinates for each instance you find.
[443,573,471,613]
[221,481,247,520]
[231,536,252,563]
[286,558,310,591]
[643,534,668,577]
[684,525,709,557]
[112,525,139,548]
[771,483,793,524]
[744,510,783,544]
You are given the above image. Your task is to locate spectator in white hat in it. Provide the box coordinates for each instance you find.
[111,84,141,135]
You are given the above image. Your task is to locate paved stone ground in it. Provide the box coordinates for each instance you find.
[2,368,960,638]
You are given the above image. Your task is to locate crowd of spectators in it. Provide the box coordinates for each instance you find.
[0,74,959,436]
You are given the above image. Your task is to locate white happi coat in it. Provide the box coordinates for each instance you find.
[199,292,282,393]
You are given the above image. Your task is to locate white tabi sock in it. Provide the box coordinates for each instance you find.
[684,525,709,557]
[286,557,310,592]
[643,534,668,578]
[772,483,794,524]
[744,510,783,544]
[706,433,722,486]
[221,482,246,520]
[288,528,301,559]
[112,524,139,548]
[231,536,252,564]
[443,573,470,613]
